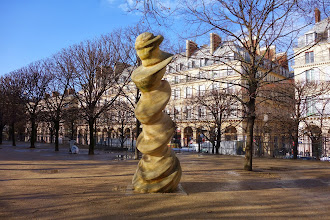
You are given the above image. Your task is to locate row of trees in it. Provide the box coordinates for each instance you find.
[1,0,329,171]
[0,26,148,155]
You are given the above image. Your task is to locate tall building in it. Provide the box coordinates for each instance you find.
[163,33,291,155]
[292,8,330,157]
[33,34,294,157]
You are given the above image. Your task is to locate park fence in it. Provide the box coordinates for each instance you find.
[95,138,136,151]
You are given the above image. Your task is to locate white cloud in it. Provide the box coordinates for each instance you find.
[118,0,143,15]
[100,0,116,7]
[105,0,116,4]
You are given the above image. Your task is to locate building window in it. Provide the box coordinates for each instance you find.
[197,107,202,119]
[197,107,206,119]
[186,74,191,82]
[173,107,181,119]
[305,33,315,45]
[185,87,192,98]
[192,61,195,68]
[213,70,219,78]
[174,88,180,99]
[305,51,314,64]
[176,64,183,71]
[198,71,203,79]
[201,107,206,119]
[200,59,204,67]
[212,82,219,91]
[306,97,316,116]
[199,85,205,96]
[174,76,179,84]
[227,67,233,76]
[204,58,209,66]
[185,107,192,119]
[305,69,316,82]
[226,81,234,93]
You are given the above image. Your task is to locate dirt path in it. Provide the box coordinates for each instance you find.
[1,142,330,219]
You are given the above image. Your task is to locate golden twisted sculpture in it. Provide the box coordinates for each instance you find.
[131,32,182,193]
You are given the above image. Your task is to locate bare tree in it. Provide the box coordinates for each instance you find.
[69,29,136,155]
[299,82,330,159]
[185,85,241,154]
[1,72,26,146]
[62,105,80,142]
[0,76,8,144]
[254,80,295,157]
[20,61,52,148]
[125,0,329,170]
[274,80,330,159]
[42,51,75,151]
[115,80,141,158]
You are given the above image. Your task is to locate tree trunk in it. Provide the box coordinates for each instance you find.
[216,121,222,154]
[135,118,141,160]
[244,90,256,170]
[120,119,124,148]
[30,118,36,148]
[11,122,16,146]
[54,120,60,152]
[244,115,255,171]
[293,123,299,159]
[134,88,141,160]
[70,121,74,140]
[50,128,54,143]
[0,124,3,144]
[312,137,321,160]
[88,119,95,155]
[216,140,220,154]
[212,143,216,154]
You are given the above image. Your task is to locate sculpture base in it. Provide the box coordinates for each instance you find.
[126,183,187,195]
[132,148,182,193]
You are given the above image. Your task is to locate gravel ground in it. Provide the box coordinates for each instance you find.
[1,141,330,219]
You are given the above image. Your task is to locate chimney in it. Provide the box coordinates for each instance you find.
[315,8,321,23]
[69,88,75,95]
[210,33,221,54]
[52,91,59,97]
[275,52,288,70]
[260,45,276,61]
[242,36,259,53]
[186,40,198,58]
[65,88,75,96]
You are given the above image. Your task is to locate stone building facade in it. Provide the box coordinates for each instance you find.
[292,9,330,157]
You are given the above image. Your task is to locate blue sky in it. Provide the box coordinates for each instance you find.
[0,0,142,75]
[1,0,320,76]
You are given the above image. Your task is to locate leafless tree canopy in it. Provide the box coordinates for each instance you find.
[125,0,329,170]
[1,26,143,154]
